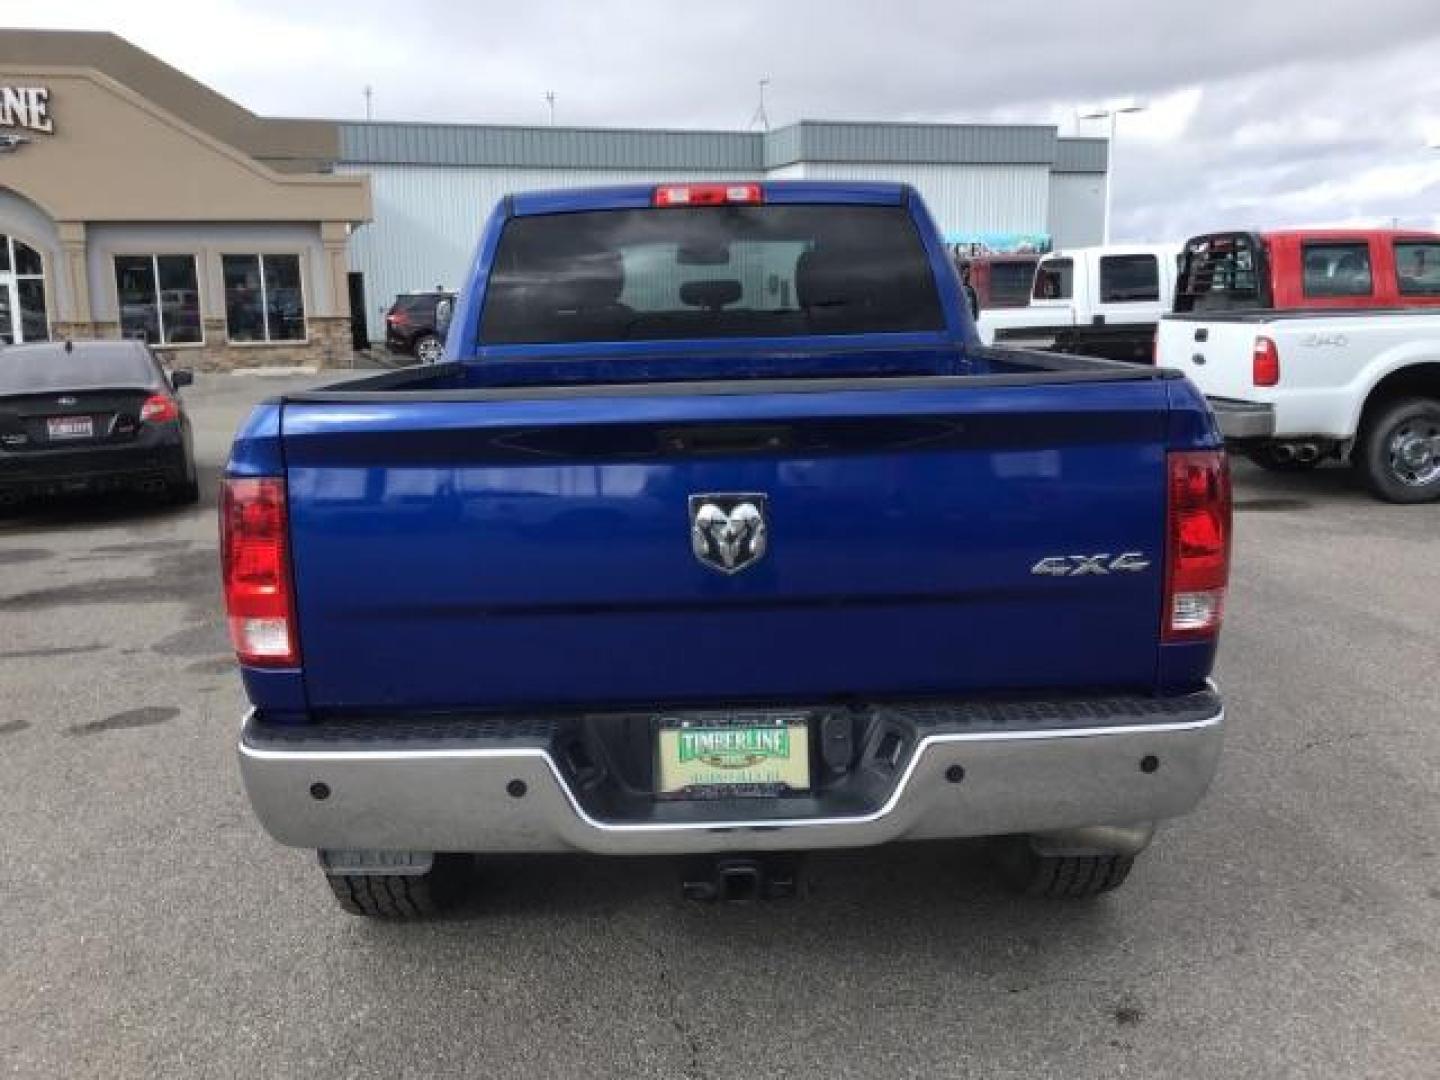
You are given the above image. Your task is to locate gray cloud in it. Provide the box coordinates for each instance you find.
[1111,37,1440,238]
[9,0,1440,237]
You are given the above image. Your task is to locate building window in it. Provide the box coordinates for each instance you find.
[1099,254,1160,302]
[1,233,50,344]
[1301,242,1373,298]
[113,255,203,344]
[222,254,306,342]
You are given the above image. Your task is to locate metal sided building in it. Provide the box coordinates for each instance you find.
[0,30,1108,362]
[337,122,1108,343]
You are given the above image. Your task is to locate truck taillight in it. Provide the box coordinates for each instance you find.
[653,183,763,207]
[221,477,299,666]
[1163,450,1231,642]
[1252,336,1280,386]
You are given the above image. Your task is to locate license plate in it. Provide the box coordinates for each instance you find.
[656,713,811,797]
[46,416,93,440]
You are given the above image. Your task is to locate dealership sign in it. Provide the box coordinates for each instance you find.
[0,86,54,136]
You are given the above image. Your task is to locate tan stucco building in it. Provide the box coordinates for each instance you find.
[0,30,370,369]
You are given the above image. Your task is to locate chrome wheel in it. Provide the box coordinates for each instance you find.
[415,335,444,364]
[1387,421,1440,487]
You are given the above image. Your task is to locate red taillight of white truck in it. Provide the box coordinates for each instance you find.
[221,477,299,666]
[1252,336,1280,386]
[1163,450,1231,642]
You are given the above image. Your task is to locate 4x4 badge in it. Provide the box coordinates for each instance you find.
[1031,552,1151,577]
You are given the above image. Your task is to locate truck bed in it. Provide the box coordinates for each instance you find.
[245,349,1207,714]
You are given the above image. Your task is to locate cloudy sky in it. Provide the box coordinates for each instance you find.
[8,0,1440,239]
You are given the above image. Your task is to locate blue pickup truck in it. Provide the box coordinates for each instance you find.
[226,182,1230,916]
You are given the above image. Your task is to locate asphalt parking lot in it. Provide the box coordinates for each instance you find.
[2,373,1437,1079]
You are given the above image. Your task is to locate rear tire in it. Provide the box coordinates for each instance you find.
[413,334,444,364]
[994,836,1135,899]
[1356,396,1440,503]
[325,855,469,918]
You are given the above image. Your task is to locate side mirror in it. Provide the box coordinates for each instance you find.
[170,369,194,389]
[435,298,454,336]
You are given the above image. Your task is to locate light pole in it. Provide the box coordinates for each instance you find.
[1081,104,1146,245]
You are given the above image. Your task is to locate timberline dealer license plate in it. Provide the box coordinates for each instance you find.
[656,713,811,798]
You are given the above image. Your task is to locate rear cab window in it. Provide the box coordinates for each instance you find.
[0,345,157,394]
[1395,241,1440,296]
[1175,233,1267,312]
[987,260,1037,304]
[1098,255,1160,303]
[1301,242,1373,298]
[478,204,944,344]
[1032,258,1073,301]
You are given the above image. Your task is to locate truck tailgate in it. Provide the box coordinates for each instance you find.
[1157,317,1263,399]
[280,380,1170,711]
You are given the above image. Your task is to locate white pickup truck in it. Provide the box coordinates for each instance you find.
[979,243,1180,363]
[1156,228,1440,502]
[1157,311,1440,502]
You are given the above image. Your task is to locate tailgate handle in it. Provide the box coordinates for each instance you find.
[661,424,792,456]
[1194,328,1209,342]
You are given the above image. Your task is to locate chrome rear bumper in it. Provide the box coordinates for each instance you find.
[238,696,1223,857]
[1208,396,1276,441]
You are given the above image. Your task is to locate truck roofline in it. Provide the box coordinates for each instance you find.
[1042,242,1183,260]
[508,180,912,216]
[1182,227,1440,244]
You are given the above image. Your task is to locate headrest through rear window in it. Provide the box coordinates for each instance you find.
[795,247,856,309]
[679,279,742,311]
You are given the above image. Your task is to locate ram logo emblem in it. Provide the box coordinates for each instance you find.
[1031,552,1151,577]
[690,494,769,574]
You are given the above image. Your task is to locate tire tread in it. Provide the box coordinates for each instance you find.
[323,856,466,918]
[998,839,1135,899]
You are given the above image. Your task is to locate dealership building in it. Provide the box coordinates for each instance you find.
[1,30,1108,365]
